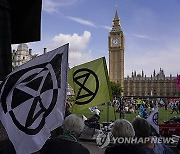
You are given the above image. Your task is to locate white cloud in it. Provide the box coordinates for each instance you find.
[57,0,81,6]
[100,25,111,31]
[43,0,81,14]
[66,16,97,27]
[51,31,91,52]
[43,0,59,14]
[47,31,93,67]
[69,52,92,68]
[132,34,159,41]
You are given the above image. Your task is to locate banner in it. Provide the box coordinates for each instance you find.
[147,107,159,134]
[0,44,68,154]
[68,57,112,111]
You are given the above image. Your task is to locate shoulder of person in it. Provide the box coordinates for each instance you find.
[63,139,90,154]
[105,145,118,154]
[80,144,90,154]
[161,144,176,154]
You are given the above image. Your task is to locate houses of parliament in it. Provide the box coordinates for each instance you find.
[109,9,180,97]
[12,9,180,97]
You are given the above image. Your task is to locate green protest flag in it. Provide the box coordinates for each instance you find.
[68,57,112,111]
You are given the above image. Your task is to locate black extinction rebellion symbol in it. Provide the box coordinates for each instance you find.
[73,68,99,105]
[0,54,62,135]
[153,112,158,125]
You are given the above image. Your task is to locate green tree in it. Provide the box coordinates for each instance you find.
[110,81,123,98]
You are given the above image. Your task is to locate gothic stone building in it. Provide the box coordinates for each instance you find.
[109,10,180,97]
[109,9,125,91]
[124,69,180,97]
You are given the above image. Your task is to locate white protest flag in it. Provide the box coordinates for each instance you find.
[146,107,159,134]
[0,44,69,154]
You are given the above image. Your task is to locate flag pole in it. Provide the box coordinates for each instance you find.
[119,97,123,119]
[107,102,109,123]
[119,97,121,119]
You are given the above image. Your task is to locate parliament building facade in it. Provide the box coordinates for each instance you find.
[109,10,180,97]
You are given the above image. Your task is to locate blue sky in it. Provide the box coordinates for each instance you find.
[12,0,180,77]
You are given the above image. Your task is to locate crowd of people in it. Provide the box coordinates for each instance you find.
[112,97,179,119]
[40,114,178,154]
[0,101,179,154]
[105,117,176,154]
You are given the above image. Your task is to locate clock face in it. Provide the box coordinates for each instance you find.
[112,38,119,45]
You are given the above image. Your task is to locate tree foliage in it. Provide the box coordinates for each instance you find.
[110,81,123,98]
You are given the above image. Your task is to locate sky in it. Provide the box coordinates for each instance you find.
[12,0,180,77]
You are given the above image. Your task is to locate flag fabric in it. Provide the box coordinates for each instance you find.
[0,44,69,154]
[146,107,159,134]
[68,57,112,111]
[176,74,180,88]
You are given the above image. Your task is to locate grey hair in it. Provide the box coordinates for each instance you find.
[63,114,85,137]
[111,119,135,138]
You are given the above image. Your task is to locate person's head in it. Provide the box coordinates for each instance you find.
[93,108,100,116]
[132,117,151,138]
[63,114,85,138]
[111,119,135,138]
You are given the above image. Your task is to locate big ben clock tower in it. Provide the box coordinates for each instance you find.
[109,9,125,91]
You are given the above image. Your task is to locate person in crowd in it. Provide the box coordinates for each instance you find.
[159,99,164,107]
[149,101,155,114]
[132,117,176,154]
[65,101,72,118]
[171,101,178,114]
[84,106,101,130]
[164,99,168,110]
[177,138,180,151]
[105,119,146,154]
[50,102,72,138]
[139,104,148,119]
[136,98,142,109]
[40,114,90,154]
[176,101,180,114]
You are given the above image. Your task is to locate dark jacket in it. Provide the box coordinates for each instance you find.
[40,137,90,154]
[105,144,146,154]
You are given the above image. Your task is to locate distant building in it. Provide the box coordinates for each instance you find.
[109,10,180,97]
[12,43,38,69]
[67,84,75,97]
[124,68,180,97]
[108,9,125,92]
[11,44,74,96]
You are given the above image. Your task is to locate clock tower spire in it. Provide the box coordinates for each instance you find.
[109,8,125,94]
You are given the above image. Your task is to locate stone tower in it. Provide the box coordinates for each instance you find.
[109,9,125,90]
